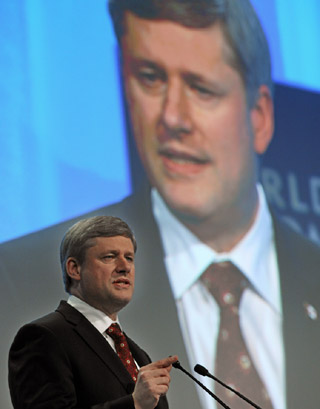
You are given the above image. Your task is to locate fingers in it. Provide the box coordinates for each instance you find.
[146,355,179,371]
[138,367,170,386]
[132,355,178,409]
[133,371,167,409]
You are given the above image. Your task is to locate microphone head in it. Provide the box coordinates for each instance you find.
[172,360,181,369]
[194,364,209,376]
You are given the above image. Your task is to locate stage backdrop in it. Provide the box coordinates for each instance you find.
[0,1,320,408]
[1,0,320,245]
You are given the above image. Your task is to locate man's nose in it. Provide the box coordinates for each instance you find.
[161,80,192,135]
[116,256,131,273]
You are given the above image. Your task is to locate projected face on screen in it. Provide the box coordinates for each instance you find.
[121,12,273,230]
[2,2,320,409]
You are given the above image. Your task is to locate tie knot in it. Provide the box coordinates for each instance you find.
[107,323,124,341]
[201,261,249,308]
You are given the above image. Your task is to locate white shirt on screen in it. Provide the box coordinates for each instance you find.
[152,184,286,409]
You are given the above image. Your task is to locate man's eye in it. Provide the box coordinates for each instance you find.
[137,70,164,88]
[103,254,114,260]
[192,84,216,99]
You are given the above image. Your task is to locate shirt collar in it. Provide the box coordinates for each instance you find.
[152,185,277,310]
[230,185,274,301]
[67,295,120,334]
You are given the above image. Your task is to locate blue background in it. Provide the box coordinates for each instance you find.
[1,0,320,244]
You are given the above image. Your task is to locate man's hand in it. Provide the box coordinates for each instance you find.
[132,355,178,409]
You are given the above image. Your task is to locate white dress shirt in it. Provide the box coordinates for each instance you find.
[67,295,121,353]
[152,185,285,409]
[67,296,141,370]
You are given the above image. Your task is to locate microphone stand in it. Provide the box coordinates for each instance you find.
[194,364,262,409]
[173,361,231,409]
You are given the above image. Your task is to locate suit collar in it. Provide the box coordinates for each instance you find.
[272,215,319,315]
[56,301,135,391]
[273,216,320,408]
[67,295,121,335]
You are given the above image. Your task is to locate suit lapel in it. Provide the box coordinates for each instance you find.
[56,302,135,390]
[273,217,320,409]
[126,335,151,368]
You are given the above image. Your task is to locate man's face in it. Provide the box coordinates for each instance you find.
[72,236,135,319]
[121,13,272,224]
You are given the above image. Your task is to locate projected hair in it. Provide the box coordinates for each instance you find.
[108,0,273,107]
[60,215,137,292]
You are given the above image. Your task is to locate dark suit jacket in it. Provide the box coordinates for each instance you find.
[2,184,320,408]
[8,301,169,409]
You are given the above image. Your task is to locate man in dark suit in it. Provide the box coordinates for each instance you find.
[2,0,320,408]
[8,215,178,409]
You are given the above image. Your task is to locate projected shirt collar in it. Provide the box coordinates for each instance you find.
[152,184,280,314]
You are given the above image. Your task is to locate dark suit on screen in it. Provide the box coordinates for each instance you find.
[3,183,320,409]
[96,185,320,409]
[8,301,169,409]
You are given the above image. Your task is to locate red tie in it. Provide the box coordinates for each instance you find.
[201,262,274,409]
[107,323,139,382]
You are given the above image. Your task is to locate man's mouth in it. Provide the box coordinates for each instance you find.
[158,147,210,174]
[113,278,131,287]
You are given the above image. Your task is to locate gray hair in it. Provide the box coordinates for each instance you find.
[60,215,137,292]
[108,0,273,106]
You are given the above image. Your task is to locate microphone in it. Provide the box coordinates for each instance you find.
[172,360,231,409]
[194,364,262,409]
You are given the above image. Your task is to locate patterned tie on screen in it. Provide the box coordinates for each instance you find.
[201,262,274,409]
[107,323,139,382]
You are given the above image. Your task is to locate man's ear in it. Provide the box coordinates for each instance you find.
[66,257,81,282]
[250,85,274,154]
